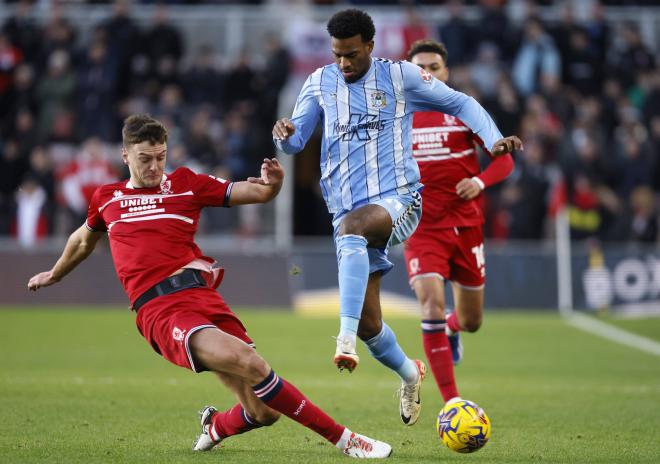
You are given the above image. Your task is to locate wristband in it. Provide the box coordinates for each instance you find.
[471,177,485,191]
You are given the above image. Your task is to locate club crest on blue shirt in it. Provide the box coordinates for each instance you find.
[370,91,387,109]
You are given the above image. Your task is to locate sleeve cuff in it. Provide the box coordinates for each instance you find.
[85,221,105,232]
[471,177,485,191]
[223,182,234,207]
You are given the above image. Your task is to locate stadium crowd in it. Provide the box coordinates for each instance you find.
[0,0,658,246]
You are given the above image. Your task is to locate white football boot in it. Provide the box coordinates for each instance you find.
[334,335,360,373]
[192,406,221,451]
[341,431,393,458]
[398,359,427,426]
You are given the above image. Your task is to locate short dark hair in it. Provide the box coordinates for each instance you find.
[327,9,375,43]
[122,114,168,146]
[407,39,448,64]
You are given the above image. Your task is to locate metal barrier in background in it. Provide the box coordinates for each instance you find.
[4,238,656,313]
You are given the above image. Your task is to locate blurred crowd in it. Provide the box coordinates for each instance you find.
[432,1,660,244]
[0,1,659,246]
[0,0,290,245]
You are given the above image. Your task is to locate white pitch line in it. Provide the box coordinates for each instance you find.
[565,313,660,357]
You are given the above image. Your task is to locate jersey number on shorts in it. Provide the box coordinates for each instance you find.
[409,257,420,275]
[471,244,485,277]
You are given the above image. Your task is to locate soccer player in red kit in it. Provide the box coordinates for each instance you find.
[404,40,517,405]
[27,114,392,458]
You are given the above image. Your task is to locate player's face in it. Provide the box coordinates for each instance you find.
[411,52,448,83]
[331,34,374,83]
[123,141,167,188]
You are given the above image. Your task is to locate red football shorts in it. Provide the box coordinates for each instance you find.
[404,225,485,289]
[135,286,253,373]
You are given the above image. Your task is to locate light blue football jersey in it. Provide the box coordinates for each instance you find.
[276,58,503,215]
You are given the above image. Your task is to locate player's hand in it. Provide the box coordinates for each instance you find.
[247,158,284,187]
[27,271,60,291]
[456,178,482,200]
[491,136,523,156]
[272,118,296,141]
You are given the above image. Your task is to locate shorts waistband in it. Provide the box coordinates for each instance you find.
[132,269,206,312]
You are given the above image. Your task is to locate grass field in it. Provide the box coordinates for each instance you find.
[1,308,659,463]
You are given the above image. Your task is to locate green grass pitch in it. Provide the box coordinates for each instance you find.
[1,308,659,463]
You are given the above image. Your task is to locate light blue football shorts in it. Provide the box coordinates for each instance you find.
[332,190,422,275]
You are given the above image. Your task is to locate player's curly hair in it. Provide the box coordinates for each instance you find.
[327,9,375,43]
[122,114,168,146]
[407,39,449,64]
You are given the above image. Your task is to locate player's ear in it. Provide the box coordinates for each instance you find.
[366,40,374,54]
[121,147,129,165]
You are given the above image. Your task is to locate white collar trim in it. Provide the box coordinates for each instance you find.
[125,173,167,189]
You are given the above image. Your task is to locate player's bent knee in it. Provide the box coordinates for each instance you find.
[419,297,444,320]
[461,314,482,333]
[243,351,271,383]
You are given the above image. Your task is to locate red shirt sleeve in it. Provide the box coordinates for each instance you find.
[470,131,515,188]
[191,170,234,207]
[85,187,107,232]
[477,153,514,188]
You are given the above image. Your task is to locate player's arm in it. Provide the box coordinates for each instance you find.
[456,154,515,201]
[455,135,515,200]
[27,224,104,291]
[227,158,285,206]
[273,73,322,154]
[401,61,522,156]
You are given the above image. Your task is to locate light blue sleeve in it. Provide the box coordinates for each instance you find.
[400,61,503,151]
[275,73,323,154]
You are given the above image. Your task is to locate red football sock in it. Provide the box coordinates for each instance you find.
[446,312,462,333]
[252,370,345,444]
[421,320,460,402]
[210,404,262,441]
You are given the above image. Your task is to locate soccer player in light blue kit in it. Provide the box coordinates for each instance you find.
[273,9,522,426]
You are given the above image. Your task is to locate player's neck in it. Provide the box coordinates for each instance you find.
[127,175,163,189]
[342,57,373,85]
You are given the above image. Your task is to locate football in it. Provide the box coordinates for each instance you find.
[436,399,491,453]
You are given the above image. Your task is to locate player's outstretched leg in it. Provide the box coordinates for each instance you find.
[193,371,278,451]
[252,370,392,457]
[364,327,426,425]
[360,275,426,425]
[190,328,392,458]
[334,234,370,372]
[362,323,426,425]
[414,276,461,403]
[194,405,259,451]
[447,283,484,365]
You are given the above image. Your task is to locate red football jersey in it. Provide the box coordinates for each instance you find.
[86,167,232,304]
[412,111,490,229]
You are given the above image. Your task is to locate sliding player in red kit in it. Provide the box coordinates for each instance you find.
[28,114,392,458]
[404,40,517,405]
